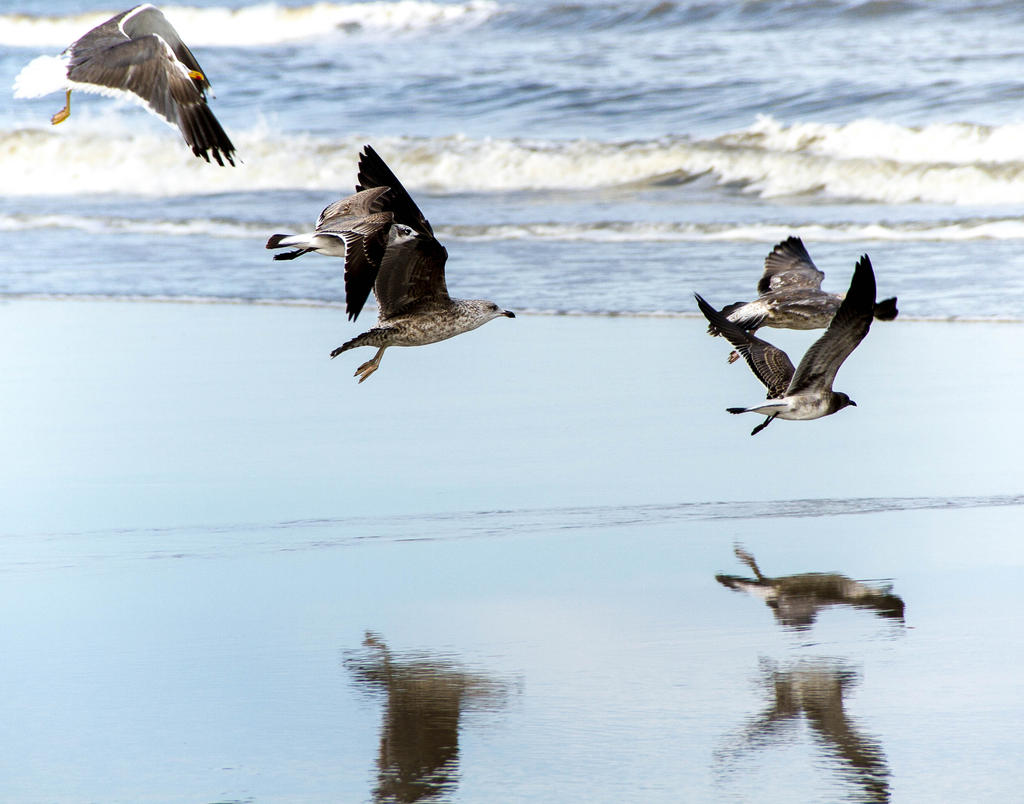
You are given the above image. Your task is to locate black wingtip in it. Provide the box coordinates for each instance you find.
[873,296,899,321]
[694,292,733,335]
[346,298,368,321]
[773,235,810,258]
[726,407,746,414]
[842,253,876,313]
[693,292,714,317]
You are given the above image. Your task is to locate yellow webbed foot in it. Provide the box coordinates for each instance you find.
[51,90,71,125]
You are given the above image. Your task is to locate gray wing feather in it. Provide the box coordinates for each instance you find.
[375,230,450,319]
[758,236,825,295]
[68,36,195,121]
[695,293,795,399]
[339,212,393,321]
[317,186,390,230]
[118,6,209,90]
[787,255,876,394]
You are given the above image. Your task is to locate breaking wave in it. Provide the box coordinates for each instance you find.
[4,116,1024,203]
[0,0,500,48]
[6,212,1024,243]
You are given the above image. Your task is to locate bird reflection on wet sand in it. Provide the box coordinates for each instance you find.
[717,659,891,803]
[344,632,510,803]
[716,546,905,629]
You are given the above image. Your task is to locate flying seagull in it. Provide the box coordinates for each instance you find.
[265,185,392,268]
[267,145,515,383]
[708,237,896,362]
[13,4,236,166]
[695,253,877,435]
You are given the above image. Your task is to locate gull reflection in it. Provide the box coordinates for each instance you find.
[716,546,905,629]
[718,658,891,803]
[344,632,510,804]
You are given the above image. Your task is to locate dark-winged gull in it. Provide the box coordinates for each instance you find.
[695,253,877,435]
[267,144,514,383]
[266,185,392,269]
[708,237,896,362]
[13,4,236,166]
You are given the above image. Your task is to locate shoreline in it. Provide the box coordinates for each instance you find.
[2,293,1022,324]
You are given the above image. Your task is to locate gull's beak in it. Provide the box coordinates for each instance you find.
[503,310,516,318]
[849,400,857,406]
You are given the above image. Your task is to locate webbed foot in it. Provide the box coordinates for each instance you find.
[750,413,777,436]
[51,90,71,125]
[354,359,380,383]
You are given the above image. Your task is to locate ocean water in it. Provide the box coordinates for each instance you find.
[3,0,1024,316]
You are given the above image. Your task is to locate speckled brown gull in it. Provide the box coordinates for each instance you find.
[695,254,877,435]
[271,144,514,383]
[708,237,896,362]
[13,4,235,166]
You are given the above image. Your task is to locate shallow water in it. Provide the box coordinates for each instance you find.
[1,301,1022,802]
[2,481,1022,802]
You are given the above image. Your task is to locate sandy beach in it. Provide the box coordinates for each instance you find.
[1,298,1022,801]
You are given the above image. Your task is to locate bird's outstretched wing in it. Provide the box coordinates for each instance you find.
[787,255,876,395]
[118,6,209,89]
[317,186,390,230]
[695,293,795,399]
[374,227,450,319]
[356,144,434,237]
[340,212,394,321]
[758,236,825,295]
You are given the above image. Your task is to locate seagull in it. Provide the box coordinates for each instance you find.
[708,237,896,362]
[268,144,515,383]
[695,253,877,435]
[13,4,236,166]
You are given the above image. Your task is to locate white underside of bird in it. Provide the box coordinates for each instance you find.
[268,231,349,258]
[731,393,843,421]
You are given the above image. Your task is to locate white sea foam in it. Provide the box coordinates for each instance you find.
[6,212,1024,244]
[4,118,1024,204]
[0,1,501,48]
[732,115,1024,166]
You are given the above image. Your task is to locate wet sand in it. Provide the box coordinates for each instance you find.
[1,299,1022,802]
[3,298,1021,535]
